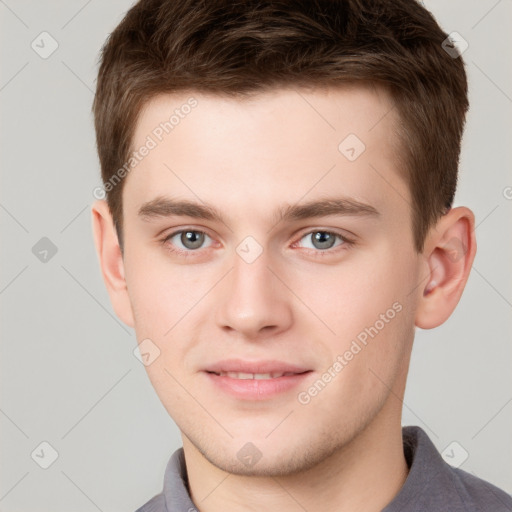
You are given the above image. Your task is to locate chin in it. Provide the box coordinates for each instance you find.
[197,434,341,477]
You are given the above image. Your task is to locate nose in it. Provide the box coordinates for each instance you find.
[214,247,293,340]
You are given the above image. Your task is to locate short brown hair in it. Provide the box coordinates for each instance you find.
[92,0,468,253]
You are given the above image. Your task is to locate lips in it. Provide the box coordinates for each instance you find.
[203,359,313,399]
[204,359,311,378]
[212,371,299,380]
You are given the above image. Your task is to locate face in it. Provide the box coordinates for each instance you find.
[120,85,423,476]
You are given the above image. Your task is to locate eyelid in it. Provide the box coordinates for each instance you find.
[162,225,214,241]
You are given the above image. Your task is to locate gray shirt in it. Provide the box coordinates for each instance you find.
[135,426,512,511]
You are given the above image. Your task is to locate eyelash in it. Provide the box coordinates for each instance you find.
[160,228,355,258]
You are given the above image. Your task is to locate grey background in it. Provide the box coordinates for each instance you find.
[1,0,511,510]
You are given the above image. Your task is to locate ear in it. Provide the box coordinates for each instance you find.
[91,200,135,328]
[415,206,477,329]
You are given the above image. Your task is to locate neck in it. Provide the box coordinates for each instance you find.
[183,403,409,512]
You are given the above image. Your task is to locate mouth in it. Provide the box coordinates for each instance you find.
[202,360,313,400]
[205,371,307,379]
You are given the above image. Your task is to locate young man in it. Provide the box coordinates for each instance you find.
[91,0,512,511]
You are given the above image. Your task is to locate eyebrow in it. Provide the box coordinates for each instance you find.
[138,195,379,225]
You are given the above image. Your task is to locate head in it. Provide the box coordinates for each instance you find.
[92,0,476,476]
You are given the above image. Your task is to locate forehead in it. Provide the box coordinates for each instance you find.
[133,84,398,148]
[124,85,407,224]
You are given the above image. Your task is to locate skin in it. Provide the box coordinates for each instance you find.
[92,84,476,512]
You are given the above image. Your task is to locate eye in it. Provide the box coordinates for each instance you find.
[296,230,347,251]
[164,229,213,253]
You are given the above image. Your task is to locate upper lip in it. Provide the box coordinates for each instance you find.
[204,359,311,374]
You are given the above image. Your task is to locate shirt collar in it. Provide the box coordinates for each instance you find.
[157,426,466,512]
[162,448,197,511]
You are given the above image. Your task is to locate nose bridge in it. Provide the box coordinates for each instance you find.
[214,240,292,337]
[233,247,273,296]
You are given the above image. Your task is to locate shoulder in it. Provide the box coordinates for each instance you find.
[134,492,166,512]
[448,465,512,512]
[386,426,512,512]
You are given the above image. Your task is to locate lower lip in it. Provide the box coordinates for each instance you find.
[204,371,313,400]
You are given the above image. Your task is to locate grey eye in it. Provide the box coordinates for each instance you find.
[169,230,211,250]
[300,231,343,250]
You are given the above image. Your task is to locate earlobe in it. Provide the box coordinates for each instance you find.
[91,200,135,328]
[415,207,476,329]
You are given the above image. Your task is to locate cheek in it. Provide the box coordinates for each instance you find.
[124,248,205,334]
[296,255,407,335]
[125,250,215,378]
[296,247,416,372]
